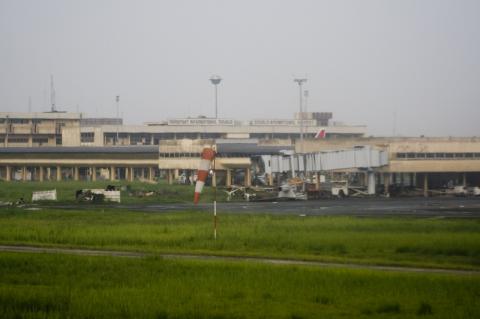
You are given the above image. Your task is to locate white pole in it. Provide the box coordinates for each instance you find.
[116,95,120,145]
[213,158,217,240]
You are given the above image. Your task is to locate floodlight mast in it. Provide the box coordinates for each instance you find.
[210,75,222,119]
[293,78,307,154]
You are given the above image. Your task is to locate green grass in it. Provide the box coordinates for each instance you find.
[0,180,226,204]
[0,252,479,319]
[1,208,479,269]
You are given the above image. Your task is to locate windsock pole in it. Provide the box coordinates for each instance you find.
[213,157,217,240]
[193,147,217,239]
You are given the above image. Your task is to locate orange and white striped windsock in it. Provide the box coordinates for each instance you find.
[194,147,216,204]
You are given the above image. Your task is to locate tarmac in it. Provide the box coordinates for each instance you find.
[49,197,480,218]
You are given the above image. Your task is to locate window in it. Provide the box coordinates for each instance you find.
[81,132,95,143]
[55,123,65,134]
[130,134,145,144]
[33,137,49,144]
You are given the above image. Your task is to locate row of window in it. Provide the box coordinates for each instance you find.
[396,152,480,159]
[159,153,249,158]
[160,153,201,158]
[104,133,224,139]
[0,119,48,124]
[0,137,51,144]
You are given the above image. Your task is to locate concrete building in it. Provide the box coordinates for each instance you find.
[1,111,365,148]
[77,114,366,147]
[1,137,480,197]
[0,112,82,147]
[0,112,123,148]
[296,137,480,196]
[1,112,479,197]
[0,146,159,182]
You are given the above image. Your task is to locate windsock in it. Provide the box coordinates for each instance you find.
[194,147,216,204]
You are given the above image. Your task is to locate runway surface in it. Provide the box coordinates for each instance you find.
[48,197,480,218]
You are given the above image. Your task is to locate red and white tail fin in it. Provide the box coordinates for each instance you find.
[315,129,326,139]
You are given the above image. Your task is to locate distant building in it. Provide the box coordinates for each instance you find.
[0,111,365,148]
[0,112,81,147]
[78,113,366,147]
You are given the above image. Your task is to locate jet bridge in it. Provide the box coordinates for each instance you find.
[265,146,389,195]
[267,145,388,173]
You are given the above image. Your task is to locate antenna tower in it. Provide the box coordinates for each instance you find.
[50,75,56,112]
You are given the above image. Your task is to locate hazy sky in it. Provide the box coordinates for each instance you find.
[1,0,479,136]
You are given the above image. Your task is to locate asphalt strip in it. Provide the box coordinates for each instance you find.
[0,245,478,276]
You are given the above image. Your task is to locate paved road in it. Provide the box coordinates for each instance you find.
[0,244,478,276]
[48,197,480,217]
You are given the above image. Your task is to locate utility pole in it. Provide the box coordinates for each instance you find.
[116,95,120,145]
[50,75,56,112]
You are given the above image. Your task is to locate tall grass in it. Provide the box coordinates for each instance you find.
[0,252,478,319]
[0,208,479,269]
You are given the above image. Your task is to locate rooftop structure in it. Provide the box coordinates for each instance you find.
[0,111,365,148]
[83,112,366,147]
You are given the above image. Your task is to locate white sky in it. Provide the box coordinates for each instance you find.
[1,0,479,136]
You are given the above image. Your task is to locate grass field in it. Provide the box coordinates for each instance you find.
[0,208,479,270]
[0,180,226,204]
[0,252,479,319]
[1,182,479,318]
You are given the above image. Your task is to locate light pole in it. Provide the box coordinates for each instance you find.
[210,75,222,119]
[293,78,307,153]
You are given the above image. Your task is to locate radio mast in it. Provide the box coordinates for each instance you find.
[50,75,56,112]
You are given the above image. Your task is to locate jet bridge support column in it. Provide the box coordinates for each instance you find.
[383,173,390,195]
[244,168,252,187]
[226,169,232,187]
[367,171,376,195]
[423,173,429,198]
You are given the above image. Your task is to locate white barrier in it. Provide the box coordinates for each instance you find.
[32,190,57,201]
[90,189,121,203]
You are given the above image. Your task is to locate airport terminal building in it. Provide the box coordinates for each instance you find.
[0,111,479,196]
